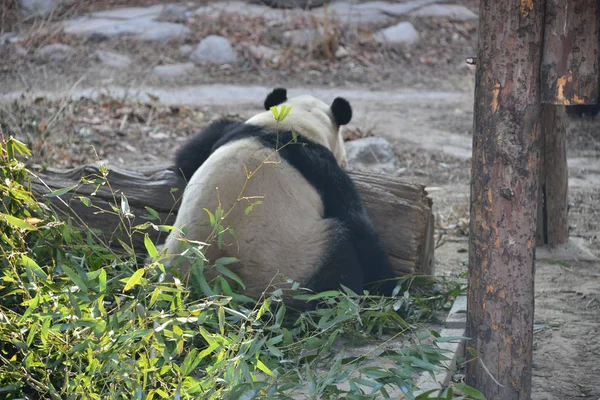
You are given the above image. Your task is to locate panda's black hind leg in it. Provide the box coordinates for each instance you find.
[304,237,364,297]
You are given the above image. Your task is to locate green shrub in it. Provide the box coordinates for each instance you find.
[0,127,480,399]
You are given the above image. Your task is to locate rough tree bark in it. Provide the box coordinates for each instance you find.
[466,0,544,399]
[540,0,599,106]
[28,165,435,277]
[536,105,569,246]
[536,0,599,245]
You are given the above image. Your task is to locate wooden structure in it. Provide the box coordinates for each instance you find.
[29,165,435,277]
[467,0,598,399]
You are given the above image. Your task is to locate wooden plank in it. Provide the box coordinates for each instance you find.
[466,0,543,398]
[28,165,435,276]
[541,0,599,105]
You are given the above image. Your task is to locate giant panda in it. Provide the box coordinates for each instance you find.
[161,88,397,305]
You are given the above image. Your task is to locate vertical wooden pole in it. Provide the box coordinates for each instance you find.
[466,0,544,398]
[537,0,599,244]
[536,105,569,246]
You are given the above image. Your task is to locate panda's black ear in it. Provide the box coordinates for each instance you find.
[264,88,287,110]
[331,97,352,126]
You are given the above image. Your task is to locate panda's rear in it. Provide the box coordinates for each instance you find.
[161,88,397,305]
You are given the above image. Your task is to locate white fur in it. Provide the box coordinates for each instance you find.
[163,138,336,297]
[246,95,348,168]
[161,95,347,299]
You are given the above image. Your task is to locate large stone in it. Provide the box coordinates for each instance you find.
[189,35,238,65]
[413,4,478,21]
[18,0,60,16]
[281,28,322,47]
[344,137,400,173]
[327,0,443,27]
[139,23,190,42]
[63,17,190,41]
[36,43,74,61]
[94,50,132,68]
[179,44,193,57]
[246,45,279,63]
[88,5,165,20]
[153,63,196,77]
[374,22,420,46]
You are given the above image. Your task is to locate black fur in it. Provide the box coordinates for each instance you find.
[174,119,397,297]
[174,119,241,181]
[263,88,288,110]
[330,97,352,126]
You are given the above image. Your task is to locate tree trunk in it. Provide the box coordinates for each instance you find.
[466,0,544,398]
[536,105,569,246]
[28,165,435,277]
[540,0,599,106]
[536,0,599,244]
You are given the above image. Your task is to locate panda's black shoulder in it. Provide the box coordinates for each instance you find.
[174,118,246,181]
[174,119,283,181]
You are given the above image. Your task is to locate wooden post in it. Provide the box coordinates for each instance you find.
[466,0,544,398]
[537,0,599,245]
[536,105,569,246]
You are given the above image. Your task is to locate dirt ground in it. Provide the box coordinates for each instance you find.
[1,1,599,398]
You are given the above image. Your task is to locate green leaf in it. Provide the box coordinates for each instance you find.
[61,264,88,293]
[19,255,48,281]
[204,208,216,227]
[78,196,92,207]
[123,268,145,292]
[256,359,275,377]
[144,206,160,220]
[270,105,280,120]
[144,234,158,260]
[307,290,341,301]
[451,383,486,400]
[45,185,77,198]
[1,213,37,230]
[9,137,32,156]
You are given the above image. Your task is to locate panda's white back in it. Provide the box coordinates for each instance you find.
[162,136,336,297]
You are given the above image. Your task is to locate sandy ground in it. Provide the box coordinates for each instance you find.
[1,1,599,398]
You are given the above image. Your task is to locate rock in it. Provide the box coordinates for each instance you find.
[157,4,190,22]
[282,28,322,47]
[14,46,29,57]
[88,5,165,20]
[179,44,193,58]
[247,44,279,62]
[413,4,478,21]
[255,0,329,9]
[94,50,132,68]
[374,22,420,47]
[189,35,238,65]
[152,63,196,77]
[194,1,291,20]
[18,0,60,16]
[335,45,349,58]
[327,2,396,27]
[344,137,400,173]
[36,43,74,61]
[139,23,190,42]
[63,17,190,42]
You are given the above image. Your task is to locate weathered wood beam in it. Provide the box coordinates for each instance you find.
[28,164,435,277]
[466,0,543,398]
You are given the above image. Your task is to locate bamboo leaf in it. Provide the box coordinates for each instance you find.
[123,268,145,292]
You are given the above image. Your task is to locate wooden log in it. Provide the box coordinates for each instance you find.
[540,0,599,105]
[536,105,569,246]
[466,0,543,398]
[27,164,435,277]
